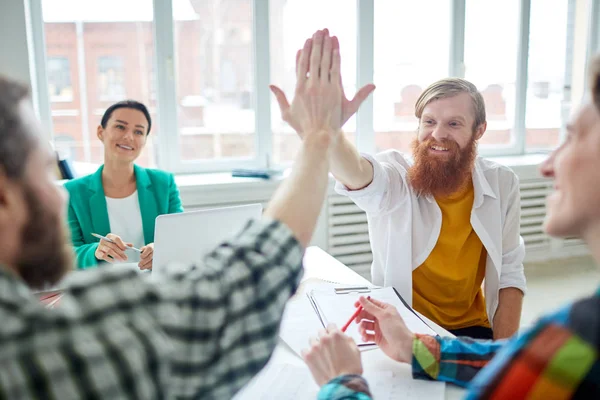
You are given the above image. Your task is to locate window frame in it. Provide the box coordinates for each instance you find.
[31,0,590,173]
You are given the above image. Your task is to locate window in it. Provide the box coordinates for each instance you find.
[270,0,357,164]
[47,57,73,102]
[97,56,126,101]
[373,0,451,154]
[33,1,587,174]
[464,0,520,148]
[41,0,158,168]
[525,0,569,151]
[53,134,78,161]
[174,1,256,163]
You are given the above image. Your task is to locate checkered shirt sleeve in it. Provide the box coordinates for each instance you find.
[0,218,303,400]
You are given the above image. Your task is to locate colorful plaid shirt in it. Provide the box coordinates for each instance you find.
[321,287,600,399]
[0,219,303,399]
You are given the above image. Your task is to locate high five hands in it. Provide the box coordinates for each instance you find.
[270,28,376,139]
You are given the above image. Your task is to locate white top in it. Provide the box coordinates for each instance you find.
[335,150,527,327]
[106,190,145,263]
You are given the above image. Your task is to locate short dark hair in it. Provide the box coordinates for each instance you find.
[0,76,35,180]
[100,100,152,135]
[591,54,600,115]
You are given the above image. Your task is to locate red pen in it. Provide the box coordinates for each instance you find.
[341,296,370,333]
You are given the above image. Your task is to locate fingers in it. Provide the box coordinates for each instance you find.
[309,335,319,348]
[108,235,128,251]
[368,297,391,309]
[326,323,340,334]
[140,246,153,259]
[308,31,324,86]
[320,33,333,83]
[361,331,376,343]
[358,296,385,317]
[138,258,152,270]
[95,248,112,263]
[297,38,312,81]
[359,320,376,332]
[331,36,342,85]
[348,84,376,113]
[331,33,339,51]
[318,328,328,340]
[98,247,125,262]
[295,49,302,76]
[100,241,127,261]
[329,38,341,87]
[355,309,376,323]
[270,85,290,114]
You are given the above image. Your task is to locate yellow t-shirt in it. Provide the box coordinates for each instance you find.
[412,181,490,330]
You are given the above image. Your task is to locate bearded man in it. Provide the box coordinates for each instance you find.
[271,40,527,339]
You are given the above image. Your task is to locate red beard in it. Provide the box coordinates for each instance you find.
[408,136,478,198]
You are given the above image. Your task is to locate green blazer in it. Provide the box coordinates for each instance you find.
[65,165,184,269]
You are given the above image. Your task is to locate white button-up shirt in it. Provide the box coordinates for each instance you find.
[335,150,527,326]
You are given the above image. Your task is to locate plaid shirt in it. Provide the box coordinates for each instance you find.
[0,219,303,400]
[321,287,600,399]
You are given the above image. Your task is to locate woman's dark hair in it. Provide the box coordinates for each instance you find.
[100,100,152,135]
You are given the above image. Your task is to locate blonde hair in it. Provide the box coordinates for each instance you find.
[591,54,600,114]
[414,78,486,131]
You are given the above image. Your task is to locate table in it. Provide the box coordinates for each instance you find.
[235,246,466,399]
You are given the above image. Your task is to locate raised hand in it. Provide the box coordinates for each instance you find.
[331,36,376,128]
[270,29,375,137]
[270,29,343,143]
[355,296,414,363]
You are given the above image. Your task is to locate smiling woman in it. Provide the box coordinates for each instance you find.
[63,100,184,270]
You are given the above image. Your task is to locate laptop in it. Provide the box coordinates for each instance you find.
[152,203,263,276]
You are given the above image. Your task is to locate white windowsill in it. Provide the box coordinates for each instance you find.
[62,153,549,206]
[173,153,549,206]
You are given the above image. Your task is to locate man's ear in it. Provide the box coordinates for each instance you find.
[474,121,487,141]
[0,168,24,225]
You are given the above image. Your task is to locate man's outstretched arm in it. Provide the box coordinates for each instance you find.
[163,29,347,399]
[270,31,375,191]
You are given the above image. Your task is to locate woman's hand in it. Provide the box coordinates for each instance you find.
[94,233,130,263]
[138,243,154,270]
[302,324,363,387]
[355,296,414,363]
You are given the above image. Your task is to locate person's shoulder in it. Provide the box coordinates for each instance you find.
[373,149,413,168]
[477,157,519,184]
[141,167,176,185]
[63,171,97,194]
[567,290,600,344]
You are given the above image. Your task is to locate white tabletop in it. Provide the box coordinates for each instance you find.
[236,246,466,399]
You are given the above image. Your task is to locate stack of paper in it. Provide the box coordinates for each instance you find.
[279,282,438,358]
[307,286,438,346]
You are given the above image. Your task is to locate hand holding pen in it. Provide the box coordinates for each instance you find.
[92,232,140,263]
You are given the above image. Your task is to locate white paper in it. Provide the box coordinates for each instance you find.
[365,370,445,400]
[235,363,445,400]
[309,287,438,343]
[278,294,325,357]
[234,364,319,399]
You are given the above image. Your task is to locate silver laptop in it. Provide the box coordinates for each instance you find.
[152,203,263,276]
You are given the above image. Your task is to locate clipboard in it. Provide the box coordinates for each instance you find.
[307,285,439,347]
